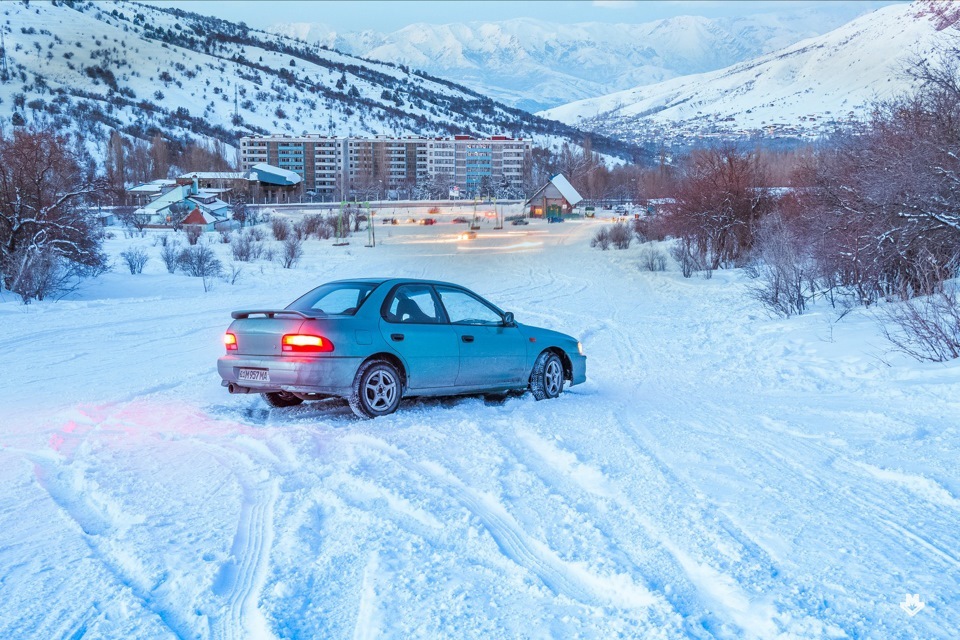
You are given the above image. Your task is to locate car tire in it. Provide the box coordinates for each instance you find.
[350,360,402,419]
[529,351,564,401]
[262,391,304,408]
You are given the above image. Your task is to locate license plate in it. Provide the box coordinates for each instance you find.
[238,368,270,383]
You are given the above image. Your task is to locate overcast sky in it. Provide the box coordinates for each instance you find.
[143,1,904,32]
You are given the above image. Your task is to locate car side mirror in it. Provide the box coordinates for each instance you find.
[503,312,515,327]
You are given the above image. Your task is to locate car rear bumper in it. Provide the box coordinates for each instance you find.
[217,354,360,396]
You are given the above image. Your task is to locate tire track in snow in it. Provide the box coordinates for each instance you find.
[27,453,194,639]
[341,433,657,610]
[503,424,793,639]
[210,476,279,640]
[351,551,383,640]
[191,442,280,640]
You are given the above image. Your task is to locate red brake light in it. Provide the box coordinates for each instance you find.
[224,333,237,351]
[282,334,334,353]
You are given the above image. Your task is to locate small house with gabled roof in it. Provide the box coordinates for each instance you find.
[525,173,583,217]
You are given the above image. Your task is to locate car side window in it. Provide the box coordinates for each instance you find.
[435,287,503,325]
[384,285,443,324]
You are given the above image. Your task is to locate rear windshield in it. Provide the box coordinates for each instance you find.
[287,282,379,316]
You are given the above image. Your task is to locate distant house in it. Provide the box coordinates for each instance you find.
[525,174,583,217]
[180,207,220,231]
[247,163,303,203]
[130,176,232,228]
[126,179,178,206]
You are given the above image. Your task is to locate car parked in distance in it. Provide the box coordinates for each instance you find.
[547,215,564,223]
[451,217,469,224]
[418,218,437,225]
[511,218,529,226]
[218,279,586,418]
[458,230,477,240]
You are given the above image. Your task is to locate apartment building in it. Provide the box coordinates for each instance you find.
[239,134,530,199]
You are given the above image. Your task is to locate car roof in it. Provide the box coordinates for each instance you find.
[325,277,466,288]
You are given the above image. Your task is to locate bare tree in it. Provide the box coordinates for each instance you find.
[0,126,107,302]
[664,144,774,270]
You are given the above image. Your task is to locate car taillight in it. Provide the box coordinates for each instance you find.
[282,334,334,353]
[224,333,237,351]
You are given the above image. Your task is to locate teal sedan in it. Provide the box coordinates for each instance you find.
[218,278,586,418]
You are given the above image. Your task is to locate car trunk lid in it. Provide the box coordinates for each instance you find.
[230,315,306,356]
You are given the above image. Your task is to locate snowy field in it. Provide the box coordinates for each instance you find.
[1,218,958,639]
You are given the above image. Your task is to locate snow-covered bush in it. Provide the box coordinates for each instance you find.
[120,247,149,274]
[0,127,107,303]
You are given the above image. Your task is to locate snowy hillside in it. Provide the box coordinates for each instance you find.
[1,217,958,637]
[269,6,878,112]
[0,1,637,159]
[540,3,946,145]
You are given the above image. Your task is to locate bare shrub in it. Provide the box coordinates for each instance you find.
[184,225,203,246]
[160,240,181,274]
[231,231,263,262]
[880,288,960,362]
[225,262,243,285]
[634,216,667,242]
[670,239,707,278]
[248,226,266,242]
[300,214,322,237]
[177,244,222,292]
[219,229,232,244]
[292,219,310,241]
[281,235,303,268]
[271,217,291,241]
[591,227,611,250]
[120,246,149,274]
[609,223,633,250]
[264,246,276,262]
[638,247,667,272]
[747,214,812,317]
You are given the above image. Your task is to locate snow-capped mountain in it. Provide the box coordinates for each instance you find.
[0,1,638,160]
[270,6,884,112]
[539,3,946,145]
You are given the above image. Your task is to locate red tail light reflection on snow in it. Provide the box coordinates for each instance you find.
[224,333,237,351]
[282,334,334,353]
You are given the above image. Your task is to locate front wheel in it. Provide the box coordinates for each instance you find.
[529,351,564,401]
[261,391,304,408]
[350,360,402,419]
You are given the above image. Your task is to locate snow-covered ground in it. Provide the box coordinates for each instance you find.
[1,217,958,638]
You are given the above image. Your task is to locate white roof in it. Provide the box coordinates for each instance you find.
[128,179,177,193]
[550,174,583,207]
[179,172,249,180]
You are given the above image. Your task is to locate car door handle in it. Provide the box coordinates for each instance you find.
[391,333,404,341]
[461,335,475,343]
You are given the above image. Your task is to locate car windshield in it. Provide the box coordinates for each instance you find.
[287,282,379,316]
